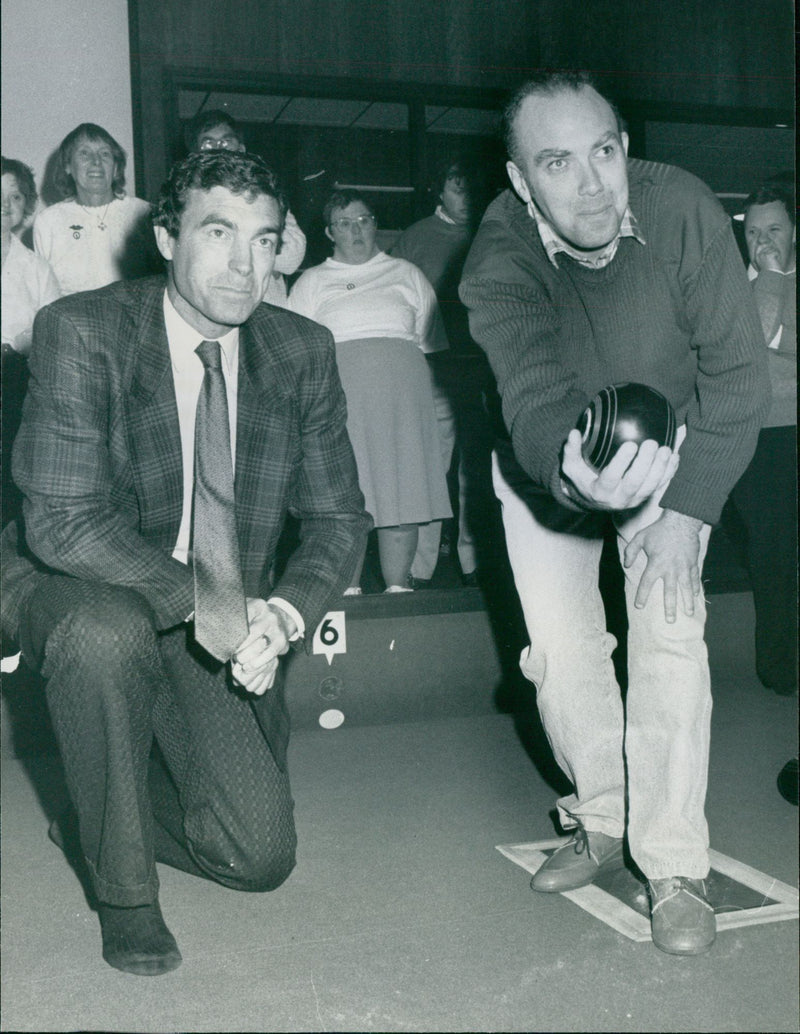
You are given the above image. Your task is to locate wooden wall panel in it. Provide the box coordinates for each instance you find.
[130,0,794,199]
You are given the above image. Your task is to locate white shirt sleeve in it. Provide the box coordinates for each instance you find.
[286,268,318,321]
[412,267,449,354]
[267,596,305,640]
[274,210,306,276]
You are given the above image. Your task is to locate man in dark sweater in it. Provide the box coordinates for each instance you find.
[460,72,769,955]
[392,159,490,587]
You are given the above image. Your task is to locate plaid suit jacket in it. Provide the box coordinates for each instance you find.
[11,276,370,641]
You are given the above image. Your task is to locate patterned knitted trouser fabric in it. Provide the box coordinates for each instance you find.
[20,576,297,907]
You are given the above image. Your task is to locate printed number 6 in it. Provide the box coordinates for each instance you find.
[319,618,339,646]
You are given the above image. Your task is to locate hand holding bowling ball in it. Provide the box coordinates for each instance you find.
[576,383,677,473]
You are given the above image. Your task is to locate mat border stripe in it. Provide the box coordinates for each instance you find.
[496,839,799,943]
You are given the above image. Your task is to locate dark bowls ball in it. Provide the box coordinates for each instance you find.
[577,382,677,472]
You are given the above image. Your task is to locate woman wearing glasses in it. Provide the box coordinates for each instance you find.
[289,189,452,593]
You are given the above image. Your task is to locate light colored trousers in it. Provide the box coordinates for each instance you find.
[492,439,712,879]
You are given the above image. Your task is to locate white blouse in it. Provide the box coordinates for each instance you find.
[289,251,448,353]
[2,234,61,352]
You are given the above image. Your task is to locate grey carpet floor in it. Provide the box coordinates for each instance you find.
[1,592,797,1033]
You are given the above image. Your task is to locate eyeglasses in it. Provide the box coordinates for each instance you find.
[199,136,242,151]
[330,214,376,232]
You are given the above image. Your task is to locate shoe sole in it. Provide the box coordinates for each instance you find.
[104,949,183,976]
[651,936,716,956]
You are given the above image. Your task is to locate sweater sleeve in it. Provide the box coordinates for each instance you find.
[659,198,770,524]
[459,207,590,496]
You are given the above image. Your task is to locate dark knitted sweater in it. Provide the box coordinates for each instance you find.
[392,214,475,352]
[460,158,770,525]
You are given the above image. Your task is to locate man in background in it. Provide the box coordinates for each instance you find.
[730,184,796,697]
[392,158,493,587]
[184,109,306,305]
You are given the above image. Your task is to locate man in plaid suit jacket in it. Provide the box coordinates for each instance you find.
[9,151,370,975]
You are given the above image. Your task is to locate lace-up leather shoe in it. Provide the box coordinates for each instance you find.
[530,829,624,893]
[648,876,716,955]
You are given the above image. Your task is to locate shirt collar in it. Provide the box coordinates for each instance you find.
[163,289,239,374]
[748,262,796,280]
[528,198,646,270]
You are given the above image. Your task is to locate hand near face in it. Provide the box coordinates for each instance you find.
[744,200,795,275]
[752,243,784,273]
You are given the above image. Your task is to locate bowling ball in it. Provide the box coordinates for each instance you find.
[577,382,677,472]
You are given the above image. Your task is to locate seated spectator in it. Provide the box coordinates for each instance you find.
[2,158,60,354]
[392,158,494,587]
[729,184,796,696]
[2,157,60,527]
[289,189,452,592]
[183,109,305,307]
[33,124,157,294]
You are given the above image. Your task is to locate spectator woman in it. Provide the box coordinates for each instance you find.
[289,189,451,592]
[33,123,157,294]
[2,157,60,525]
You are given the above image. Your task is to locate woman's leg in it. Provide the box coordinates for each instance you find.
[346,539,368,592]
[378,524,419,589]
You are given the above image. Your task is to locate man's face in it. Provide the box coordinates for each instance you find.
[506,86,629,253]
[744,200,796,273]
[195,124,245,153]
[155,185,281,337]
[66,136,116,203]
[325,201,378,264]
[440,175,470,225]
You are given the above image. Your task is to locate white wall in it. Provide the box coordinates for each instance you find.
[1,0,135,200]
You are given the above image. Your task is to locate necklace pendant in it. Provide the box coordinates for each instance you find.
[98,221,107,231]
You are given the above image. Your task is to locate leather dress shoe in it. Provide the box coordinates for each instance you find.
[648,876,716,955]
[530,829,624,893]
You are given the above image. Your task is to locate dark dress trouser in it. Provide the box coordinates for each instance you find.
[20,575,297,907]
[729,424,798,693]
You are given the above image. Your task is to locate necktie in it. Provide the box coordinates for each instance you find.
[192,339,249,662]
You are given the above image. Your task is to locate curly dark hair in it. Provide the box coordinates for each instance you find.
[152,150,287,239]
[502,71,625,166]
[53,123,127,200]
[1,156,38,220]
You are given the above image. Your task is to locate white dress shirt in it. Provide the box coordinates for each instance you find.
[163,290,304,638]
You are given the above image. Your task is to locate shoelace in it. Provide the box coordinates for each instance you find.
[570,828,590,857]
[651,877,712,912]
